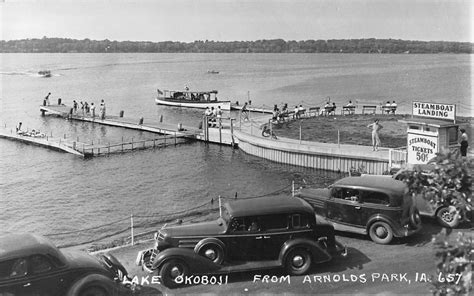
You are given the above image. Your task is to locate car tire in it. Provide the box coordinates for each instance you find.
[284,247,312,276]
[369,221,394,244]
[197,243,225,265]
[67,274,114,296]
[436,206,460,228]
[159,259,189,289]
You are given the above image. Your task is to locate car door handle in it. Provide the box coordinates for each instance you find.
[23,283,31,287]
[263,236,271,239]
[354,206,361,209]
[255,236,263,240]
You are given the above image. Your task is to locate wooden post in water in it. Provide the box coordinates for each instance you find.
[299,121,302,144]
[338,130,340,148]
[131,138,134,150]
[230,118,235,147]
[174,132,177,145]
[219,120,222,144]
[108,143,110,155]
[130,214,134,246]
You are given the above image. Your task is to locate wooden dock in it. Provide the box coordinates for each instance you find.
[0,126,189,158]
[39,104,238,146]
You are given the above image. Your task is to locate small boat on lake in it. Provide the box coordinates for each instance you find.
[207,70,219,74]
[155,89,231,110]
[38,70,52,77]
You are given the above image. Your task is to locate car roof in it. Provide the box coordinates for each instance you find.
[334,175,407,196]
[0,233,65,262]
[225,195,314,217]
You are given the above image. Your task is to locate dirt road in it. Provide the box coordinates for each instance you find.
[106,219,471,295]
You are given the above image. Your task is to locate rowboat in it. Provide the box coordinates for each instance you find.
[38,70,52,77]
[155,89,231,110]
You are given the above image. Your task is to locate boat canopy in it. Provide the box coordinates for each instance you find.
[158,89,219,102]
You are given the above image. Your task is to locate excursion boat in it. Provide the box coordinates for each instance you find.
[207,70,219,74]
[38,70,52,77]
[155,89,231,110]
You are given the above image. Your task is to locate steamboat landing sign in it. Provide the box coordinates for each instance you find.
[412,102,456,121]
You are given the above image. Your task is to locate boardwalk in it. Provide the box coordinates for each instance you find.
[234,114,405,174]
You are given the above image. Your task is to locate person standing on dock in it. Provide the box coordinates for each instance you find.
[100,100,106,120]
[241,102,249,121]
[44,92,51,106]
[459,128,468,157]
[73,100,78,114]
[216,106,223,127]
[90,102,95,119]
[367,119,383,151]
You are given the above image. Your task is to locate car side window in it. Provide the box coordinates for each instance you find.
[9,258,28,278]
[30,255,53,274]
[229,217,247,232]
[332,187,360,202]
[0,259,26,279]
[259,214,288,231]
[361,190,390,205]
[291,214,309,229]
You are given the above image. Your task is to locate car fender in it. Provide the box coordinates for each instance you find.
[66,273,116,296]
[153,247,221,274]
[279,238,331,265]
[194,237,225,254]
[99,253,128,279]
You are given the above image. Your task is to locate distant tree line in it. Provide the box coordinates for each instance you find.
[0,37,472,53]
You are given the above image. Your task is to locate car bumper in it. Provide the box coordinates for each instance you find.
[136,248,158,273]
[317,237,347,258]
[395,224,422,238]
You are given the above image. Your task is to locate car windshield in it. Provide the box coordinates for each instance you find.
[221,207,231,226]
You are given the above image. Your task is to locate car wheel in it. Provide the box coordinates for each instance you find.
[198,243,224,265]
[369,221,393,244]
[436,206,460,228]
[79,287,108,296]
[285,248,312,276]
[159,259,189,289]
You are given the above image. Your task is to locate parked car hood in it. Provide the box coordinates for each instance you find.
[162,218,227,237]
[297,188,330,199]
[62,249,108,271]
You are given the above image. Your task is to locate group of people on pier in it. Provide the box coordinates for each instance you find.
[204,106,224,127]
[71,98,106,120]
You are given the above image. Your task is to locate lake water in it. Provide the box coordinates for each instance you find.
[0,53,472,248]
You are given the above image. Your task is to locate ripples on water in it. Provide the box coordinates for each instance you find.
[0,53,471,247]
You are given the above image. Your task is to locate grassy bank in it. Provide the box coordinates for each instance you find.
[272,114,473,149]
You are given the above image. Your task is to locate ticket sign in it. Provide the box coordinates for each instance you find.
[413,102,456,121]
[407,133,438,164]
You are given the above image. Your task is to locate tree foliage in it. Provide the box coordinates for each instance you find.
[0,37,472,53]
[400,151,473,295]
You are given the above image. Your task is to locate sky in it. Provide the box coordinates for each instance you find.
[0,0,472,43]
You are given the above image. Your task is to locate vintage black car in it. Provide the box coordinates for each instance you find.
[296,175,422,244]
[0,233,132,296]
[392,165,465,228]
[136,195,346,288]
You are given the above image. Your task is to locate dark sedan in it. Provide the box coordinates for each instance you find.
[0,233,133,296]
